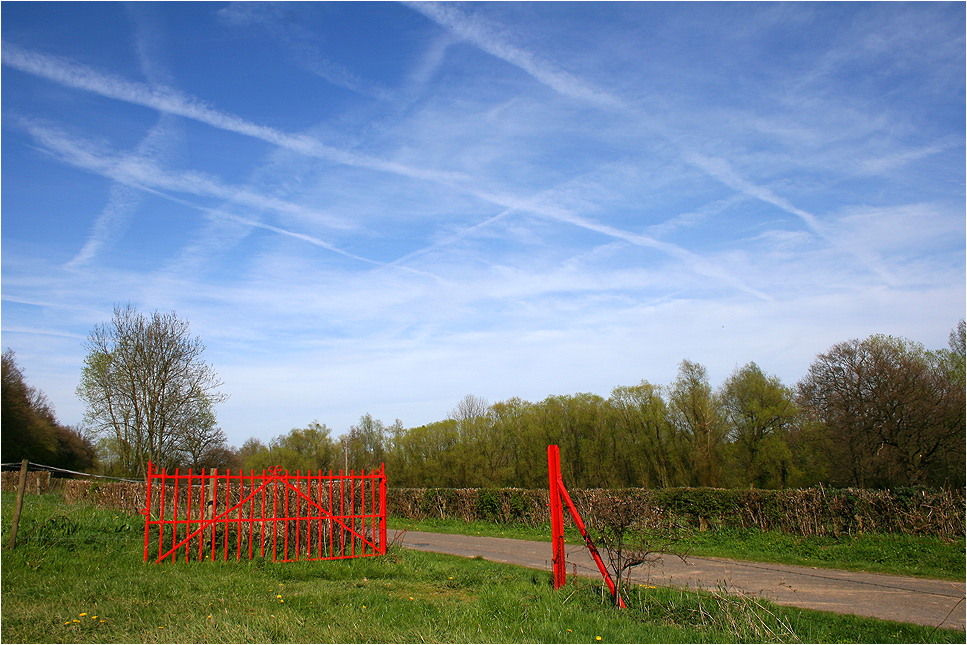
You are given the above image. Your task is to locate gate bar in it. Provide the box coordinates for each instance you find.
[547,445,625,608]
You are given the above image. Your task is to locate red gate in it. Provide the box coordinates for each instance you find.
[141,462,386,564]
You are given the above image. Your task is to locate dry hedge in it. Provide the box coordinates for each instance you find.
[5,475,963,539]
[388,486,965,538]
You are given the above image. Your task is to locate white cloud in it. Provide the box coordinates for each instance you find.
[405,1,626,111]
[1,42,465,184]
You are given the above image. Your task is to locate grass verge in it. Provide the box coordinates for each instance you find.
[2,493,963,643]
[387,516,966,581]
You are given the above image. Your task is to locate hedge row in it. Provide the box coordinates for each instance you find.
[5,474,962,539]
[387,486,965,538]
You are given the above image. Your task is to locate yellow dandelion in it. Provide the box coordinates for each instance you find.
[567,629,573,633]
[276,594,282,599]
[72,620,81,624]
[596,637,602,642]
[408,596,414,600]
[79,613,87,617]
[99,620,106,624]
[448,576,453,580]
[362,605,366,609]
[91,615,98,620]
[64,621,71,626]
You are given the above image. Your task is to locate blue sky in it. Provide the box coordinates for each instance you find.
[2,1,964,448]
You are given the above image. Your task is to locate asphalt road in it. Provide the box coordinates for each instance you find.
[393,530,966,631]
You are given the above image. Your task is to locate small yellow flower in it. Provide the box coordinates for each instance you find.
[91,616,98,620]
[362,605,366,609]
[99,620,106,624]
[80,613,87,617]
[276,594,282,599]
[64,621,71,626]
[448,576,453,580]
[596,637,602,642]
[567,629,573,633]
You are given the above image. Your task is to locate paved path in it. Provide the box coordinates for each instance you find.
[393,530,966,631]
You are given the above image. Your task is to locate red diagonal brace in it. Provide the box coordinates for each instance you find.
[547,445,625,608]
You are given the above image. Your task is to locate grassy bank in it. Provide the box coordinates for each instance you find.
[2,493,963,643]
[387,516,966,581]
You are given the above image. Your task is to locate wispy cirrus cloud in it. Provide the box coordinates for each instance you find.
[20,119,353,231]
[3,38,764,301]
[67,5,183,267]
[683,151,900,285]
[1,42,465,184]
[404,1,627,111]
[216,3,395,101]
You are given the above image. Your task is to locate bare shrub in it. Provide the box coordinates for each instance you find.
[577,490,687,607]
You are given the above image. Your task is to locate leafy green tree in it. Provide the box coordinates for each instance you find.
[389,419,460,487]
[449,394,510,487]
[607,382,683,488]
[538,393,607,488]
[2,349,95,471]
[720,363,798,488]
[343,414,391,472]
[236,437,268,472]
[668,360,728,487]
[487,397,539,487]
[799,332,965,488]
[237,423,338,474]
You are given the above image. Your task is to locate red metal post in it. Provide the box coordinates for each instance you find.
[547,445,566,588]
[198,470,207,561]
[157,467,167,562]
[379,464,387,555]
[236,470,244,561]
[328,471,335,558]
[249,470,256,560]
[142,462,153,562]
[317,471,324,559]
[170,469,180,562]
[223,471,230,561]
[185,469,194,562]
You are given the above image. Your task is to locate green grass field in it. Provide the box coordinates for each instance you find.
[2,493,964,643]
[387,516,966,581]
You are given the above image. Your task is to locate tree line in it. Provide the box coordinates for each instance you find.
[2,349,95,472]
[2,304,962,491]
[235,321,964,491]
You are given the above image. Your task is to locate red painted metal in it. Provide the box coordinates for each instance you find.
[547,445,626,608]
[142,462,387,564]
[547,445,566,589]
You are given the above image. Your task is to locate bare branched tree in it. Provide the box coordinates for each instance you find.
[580,491,687,607]
[76,303,228,477]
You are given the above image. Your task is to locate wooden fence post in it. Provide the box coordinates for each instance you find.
[6,459,30,549]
